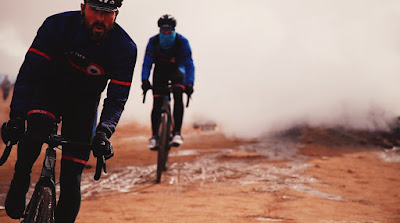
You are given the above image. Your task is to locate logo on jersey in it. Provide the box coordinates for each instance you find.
[66,50,106,76]
[86,63,105,76]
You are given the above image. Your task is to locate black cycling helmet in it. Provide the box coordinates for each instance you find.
[85,0,123,12]
[158,14,177,29]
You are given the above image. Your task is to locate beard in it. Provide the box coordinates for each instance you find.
[82,14,114,42]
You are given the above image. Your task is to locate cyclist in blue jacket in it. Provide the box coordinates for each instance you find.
[142,14,195,150]
[0,0,137,221]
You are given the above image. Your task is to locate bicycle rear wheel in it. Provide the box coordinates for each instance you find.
[156,112,170,183]
[24,186,55,223]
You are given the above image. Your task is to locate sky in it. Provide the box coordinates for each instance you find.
[1,0,400,138]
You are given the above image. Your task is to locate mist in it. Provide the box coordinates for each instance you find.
[1,1,400,138]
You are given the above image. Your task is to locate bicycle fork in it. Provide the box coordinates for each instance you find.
[23,147,57,222]
[42,147,56,181]
[39,147,57,209]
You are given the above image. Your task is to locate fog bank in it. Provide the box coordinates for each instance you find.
[1,1,400,138]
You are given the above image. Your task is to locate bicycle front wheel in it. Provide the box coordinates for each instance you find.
[156,112,170,183]
[25,186,55,223]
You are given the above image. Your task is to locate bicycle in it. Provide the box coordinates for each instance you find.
[143,84,190,183]
[0,132,107,223]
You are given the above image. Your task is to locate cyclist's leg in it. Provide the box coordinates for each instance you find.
[171,70,185,135]
[55,101,96,223]
[54,159,88,223]
[5,111,57,219]
[171,85,184,135]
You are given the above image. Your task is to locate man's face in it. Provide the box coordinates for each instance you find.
[81,3,118,41]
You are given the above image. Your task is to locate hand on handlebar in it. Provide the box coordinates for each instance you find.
[92,132,113,160]
[185,84,194,96]
[185,84,193,107]
[142,80,152,104]
[1,118,25,145]
[141,79,152,93]
[92,131,113,180]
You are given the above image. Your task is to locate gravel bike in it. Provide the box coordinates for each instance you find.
[0,133,106,223]
[143,84,190,183]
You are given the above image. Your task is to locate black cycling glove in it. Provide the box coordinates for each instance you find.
[185,84,194,96]
[1,118,25,145]
[92,132,114,160]
[142,80,152,93]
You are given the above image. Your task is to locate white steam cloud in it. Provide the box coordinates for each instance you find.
[0,25,29,75]
[0,25,27,58]
[1,1,400,138]
[123,0,400,138]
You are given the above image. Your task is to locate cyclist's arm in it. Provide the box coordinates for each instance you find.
[180,37,195,86]
[96,41,137,138]
[10,16,59,119]
[141,39,155,81]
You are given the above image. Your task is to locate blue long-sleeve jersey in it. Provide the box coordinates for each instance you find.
[141,33,195,86]
[10,11,137,137]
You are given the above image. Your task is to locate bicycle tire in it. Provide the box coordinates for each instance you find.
[25,186,55,223]
[156,113,169,183]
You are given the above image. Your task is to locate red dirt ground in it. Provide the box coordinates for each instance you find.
[0,89,399,223]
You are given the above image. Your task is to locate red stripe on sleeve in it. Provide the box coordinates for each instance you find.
[110,79,131,86]
[28,48,51,61]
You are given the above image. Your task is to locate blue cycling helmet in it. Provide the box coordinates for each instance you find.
[85,0,123,12]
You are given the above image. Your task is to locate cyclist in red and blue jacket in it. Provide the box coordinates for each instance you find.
[142,14,195,150]
[0,0,136,221]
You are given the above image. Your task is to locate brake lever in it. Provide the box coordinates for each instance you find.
[0,142,14,166]
[143,90,147,104]
[94,155,106,181]
[186,94,191,108]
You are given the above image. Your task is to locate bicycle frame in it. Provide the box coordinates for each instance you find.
[143,84,190,183]
[160,94,173,139]
[156,96,173,183]
[0,133,106,223]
